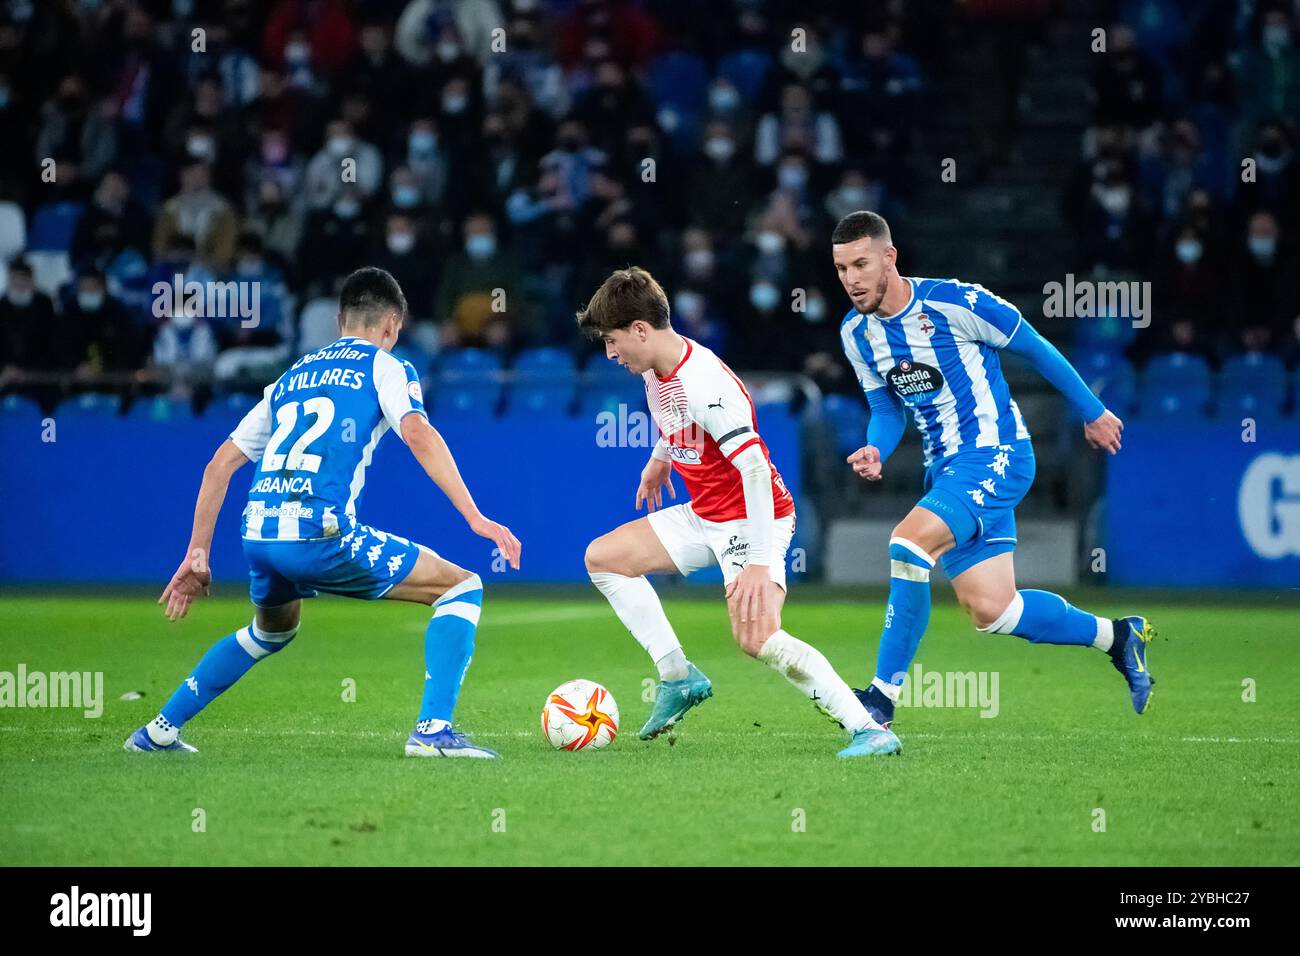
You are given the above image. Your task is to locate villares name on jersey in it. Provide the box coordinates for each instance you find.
[228,337,427,541]
[840,277,1032,466]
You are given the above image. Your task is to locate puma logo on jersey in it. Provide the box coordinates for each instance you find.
[708,397,724,409]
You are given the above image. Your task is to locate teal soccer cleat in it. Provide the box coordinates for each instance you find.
[639,663,713,740]
[1110,616,1157,714]
[837,726,902,758]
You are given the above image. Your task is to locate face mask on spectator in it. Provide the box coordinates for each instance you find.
[466,233,496,260]
[77,291,105,311]
[805,298,826,322]
[436,41,462,63]
[1249,235,1277,261]
[236,257,261,276]
[1098,186,1130,215]
[285,41,310,66]
[675,291,704,320]
[755,231,786,255]
[392,185,421,208]
[334,197,360,219]
[387,231,416,255]
[329,134,355,156]
[262,139,289,165]
[442,93,468,115]
[172,309,197,329]
[710,85,741,113]
[750,282,779,311]
[684,249,714,276]
[778,164,808,191]
[704,137,734,162]
[1175,238,1203,264]
[834,186,870,209]
[187,135,216,160]
[409,130,437,155]
[7,287,33,307]
[1264,25,1291,51]
[0,87,11,110]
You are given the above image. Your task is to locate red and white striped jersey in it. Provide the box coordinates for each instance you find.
[643,337,795,523]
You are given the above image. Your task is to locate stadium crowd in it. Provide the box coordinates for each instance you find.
[0,0,1294,419]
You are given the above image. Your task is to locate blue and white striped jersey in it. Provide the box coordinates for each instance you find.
[840,277,1031,466]
[228,336,427,541]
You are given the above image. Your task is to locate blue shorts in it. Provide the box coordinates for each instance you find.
[917,439,1035,579]
[243,523,424,607]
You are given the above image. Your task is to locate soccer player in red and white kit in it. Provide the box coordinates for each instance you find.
[578,268,900,757]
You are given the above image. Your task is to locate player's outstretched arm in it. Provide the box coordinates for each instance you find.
[848,387,905,481]
[160,439,250,621]
[400,414,521,569]
[1004,320,1122,454]
[636,439,676,512]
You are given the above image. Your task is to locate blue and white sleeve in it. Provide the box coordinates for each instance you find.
[374,351,429,438]
[1004,319,1106,423]
[840,321,905,461]
[228,383,273,462]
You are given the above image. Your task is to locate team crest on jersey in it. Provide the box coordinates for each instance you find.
[916,314,935,336]
[407,380,423,402]
[887,359,944,404]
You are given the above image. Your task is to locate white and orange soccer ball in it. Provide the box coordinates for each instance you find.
[541,679,619,751]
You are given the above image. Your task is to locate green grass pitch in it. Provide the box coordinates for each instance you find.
[2,591,1297,866]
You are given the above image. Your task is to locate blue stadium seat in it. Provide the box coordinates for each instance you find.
[718,49,773,102]
[506,348,577,418]
[577,380,644,418]
[28,200,85,253]
[1215,352,1288,420]
[433,383,501,419]
[1098,361,1137,416]
[1137,352,1211,419]
[821,394,867,456]
[438,348,502,379]
[513,347,576,375]
[127,395,195,422]
[0,394,43,417]
[1143,351,1211,389]
[647,52,709,114]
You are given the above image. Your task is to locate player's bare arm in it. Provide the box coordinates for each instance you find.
[400,413,521,569]
[159,439,251,621]
[635,445,676,512]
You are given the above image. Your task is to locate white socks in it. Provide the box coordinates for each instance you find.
[759,630,880,732]
[147,714,178,745]
[1093,617,1114,652]
[655,648,689,681]
[871,675,902,702]
[589,572,686,679]
[416,718,450,735]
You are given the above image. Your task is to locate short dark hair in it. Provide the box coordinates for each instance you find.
[831,210,892,246]
[339,266,408,328]
[575,266,670,338]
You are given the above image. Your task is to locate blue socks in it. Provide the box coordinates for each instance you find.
[874,538,935,687]
[980,590,1100,646]
[159,623,298,732]
[417,574,483,728]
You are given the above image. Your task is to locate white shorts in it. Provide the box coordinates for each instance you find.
[646,503,796,589]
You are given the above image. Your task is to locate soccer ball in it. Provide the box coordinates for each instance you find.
[541,679,619,751]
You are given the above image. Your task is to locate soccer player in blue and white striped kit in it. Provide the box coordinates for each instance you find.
[829,212,1156,757]
[125,267,521,758]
